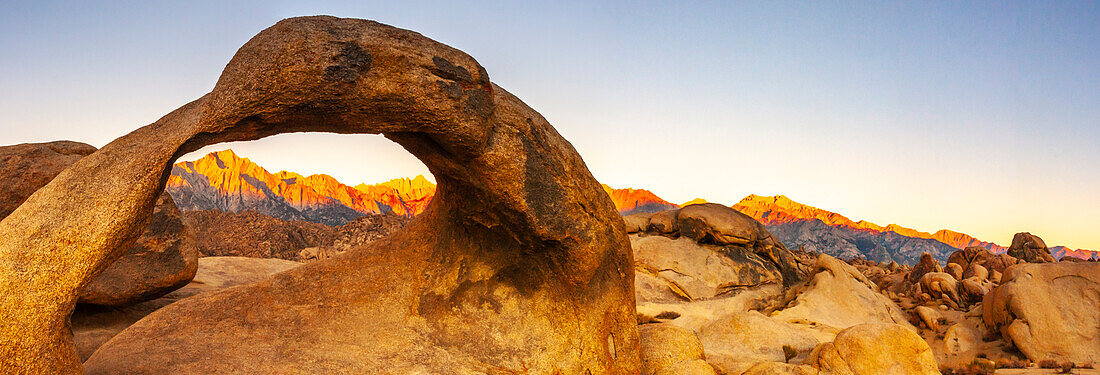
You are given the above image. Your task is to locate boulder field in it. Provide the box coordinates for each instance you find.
[629,204,938,375]
[1,16,638,374]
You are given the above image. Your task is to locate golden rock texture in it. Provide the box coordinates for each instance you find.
[0,16,638,374]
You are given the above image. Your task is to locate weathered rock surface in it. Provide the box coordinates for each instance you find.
[624,212,655,233]
[697,311,820,374]
[742,362,821,375]
[632,204,806,290]
[914,306,940,330]
[77,193,198,306]
[0,141,197,307]
[943,322,981,356]
[678,203,767,246]
[962,262,988,281]
[804,323,939,375]
[638,323,713,375]
[2,16,639,374]
[0,141,97,218]
[917,272,961,307]
[72,257,301,360]
[633,235,783,301]
[945,245,1021,276]
[907,252,943,284]
[982,262,1100,364]
[944,262,963,281]
[649,209,679,234]
[770,255,913,333]
[1007,232,1055,263]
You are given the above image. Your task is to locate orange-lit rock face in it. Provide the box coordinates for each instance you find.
[601,184,678,215]
[167,150,437,224]
[733,194,861,227]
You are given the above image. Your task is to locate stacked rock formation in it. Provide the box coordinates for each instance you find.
[0,16,638,374]
[0,141,197,307]
[626,203,807,297]
[1006,232,1056,263]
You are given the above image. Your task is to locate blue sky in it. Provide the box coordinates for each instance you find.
[1,1,1098,249]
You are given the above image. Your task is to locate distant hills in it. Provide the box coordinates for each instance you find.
[166,149,1097,262]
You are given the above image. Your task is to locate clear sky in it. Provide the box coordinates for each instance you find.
[1,1,1097,249]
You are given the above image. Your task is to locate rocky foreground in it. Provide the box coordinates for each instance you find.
[51,201,1100,374]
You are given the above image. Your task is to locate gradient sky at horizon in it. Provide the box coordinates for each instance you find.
[1,1,1098,249]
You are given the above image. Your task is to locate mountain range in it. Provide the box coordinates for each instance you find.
[729,194,1097,263]
[166,149,1098,262]
[167,150,434,225]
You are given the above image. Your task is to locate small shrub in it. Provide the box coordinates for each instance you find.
[1040,359,1060,368]
[941,359,996,375]
[654,311,680,320]
[1059,362,1076,374]
[993,357,1027,369]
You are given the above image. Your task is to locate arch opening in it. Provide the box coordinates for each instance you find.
[0,16,640,374]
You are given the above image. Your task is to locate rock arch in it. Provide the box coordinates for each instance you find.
[0,16,639,374]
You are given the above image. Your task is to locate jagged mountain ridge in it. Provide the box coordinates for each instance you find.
[166,150,434,225]
[731,194,1097,262]
[601,185,679,215]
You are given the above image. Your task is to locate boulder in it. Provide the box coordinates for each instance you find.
[1007,232,1055,263]
[771,255,913,333]
[958,277,991,306]
[907,252,943,284]
[946,246,993,271]
[638,323,710,375]
[0,141,97,217]
[918,272,961,307]
[989,269,1003,284]
[632,235,783,300]
[943,323,981,356]
[982,262,1100,364]
[944,263,963,281]
[962,263,988,281]
[984,254,1021,274]
[649,209,679,234]
[914,306,939,330]
[631,205,806,299]
[0,141,197,307]
[947,246,1021,275]
[2,16,640,374]
[697,311,821,373]
[677,203,764,246]
[804,323,939,375]
[624,212,654,233]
